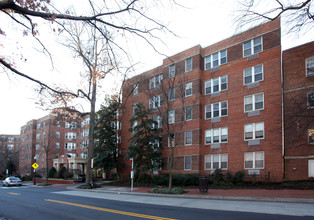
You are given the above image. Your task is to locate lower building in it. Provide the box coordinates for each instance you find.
[283,41,314,180]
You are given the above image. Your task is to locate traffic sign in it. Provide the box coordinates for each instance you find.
[32,163,39,169]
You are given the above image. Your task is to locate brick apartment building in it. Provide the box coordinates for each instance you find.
[0,134,20,176]
[2,19,313,182]
[19,113,89,177]
[283,41,314,180]
[121,19,284,181]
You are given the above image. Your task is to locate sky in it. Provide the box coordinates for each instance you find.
[0,0,313,134]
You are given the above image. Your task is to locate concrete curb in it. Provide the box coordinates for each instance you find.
[67,187,314,204]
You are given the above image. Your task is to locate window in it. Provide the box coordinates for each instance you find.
[244,64,263,85]
[169,110,175,124]
[36,123,41,129]
[36,133,40,140]
[56,142,60,149]
[309,129,314,144]
[36,144,40,150]
[81,152,88,159]
[205,75,228,95]
[205,127,228,144]
[243,36,262,57]
[56,121,61,127]
[185,130,192,145]
[308,92,314,108]
[205,101,228,119]
[169,64,175,78]
[152,115,162,129]
[132,121,138,135]
[185,82,192,97]
[184,156,192,170]
[133,84,138,97]
[185,106,192,121]
[81,140,89,149]
[306,57,314,76]
[244,93,264,112]
[204,49,227,70]
[169,87,175,101]
[65,143,77,150]
[149,74,163,89]
[205,154,228,170]
[244,152,264,169]
[168,133,175,147]
[82,129,89,137]
[244,122,264,140]
[133,103,138,115]
[149,95,162,109]
[65,132,77,140]
[185,58,192,72]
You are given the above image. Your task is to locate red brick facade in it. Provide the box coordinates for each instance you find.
[283,41,314,180]
[121,19,284,182]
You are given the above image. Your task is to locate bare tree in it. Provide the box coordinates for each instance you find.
[0,0,175,96]
[235,0,313,33]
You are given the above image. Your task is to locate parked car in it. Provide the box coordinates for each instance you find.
[2,177,23,187]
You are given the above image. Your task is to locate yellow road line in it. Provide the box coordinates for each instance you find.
[45,199,176,220]
[7,192,20,195]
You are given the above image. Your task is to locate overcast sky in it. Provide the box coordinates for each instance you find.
[1,0,313,134]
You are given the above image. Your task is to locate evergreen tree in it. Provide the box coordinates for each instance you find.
[94,98,123,176]
[127,103,163,176]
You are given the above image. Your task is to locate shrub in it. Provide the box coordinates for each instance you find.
[151,187,185,194]
[48,167,57,178]
[136,173,152,185]
[111,173,117,180]
[233,170,245,184]
[211,169,225,185]
[152,174,169,186]
[57,167,66,179]
[63,170,74,179]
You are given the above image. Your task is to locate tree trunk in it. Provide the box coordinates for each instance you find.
[168,145,174,190]
[85,72,97,186]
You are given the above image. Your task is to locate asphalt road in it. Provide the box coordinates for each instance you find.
[0,185,313,220]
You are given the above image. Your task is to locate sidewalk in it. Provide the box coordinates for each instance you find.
[59,183,314,204]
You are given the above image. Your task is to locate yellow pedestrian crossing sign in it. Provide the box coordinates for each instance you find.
[32,163,39,169]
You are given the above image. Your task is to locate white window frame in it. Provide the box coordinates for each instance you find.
[152,115,162,129]
[169,64,175,78]
[169,87,175,101]
[244,151,264,169]
[149,95,162,109]
[168,110,175,124]
[307,92,314,108]
[36,133,40,140]
[36,123,41,129]
[204,49,227,70]
[244,93,264,112]
[184,155,192,170]
[56,142,60,149]
[205,75,228,95]
[149,74,163,89]
[185,82,192,97]
[243,64,264,85]
[133,103,138,115]
[185,130,192,145]
[243,36,263,57]
[244,122,264,141]
[205,154,228,170]
[168,133,175,147]
[133,84,138,97]
[308,128,314,144]
[306,57,314,77]
[185,106,192,121]
[205,101,228,119]
[185,58,192,72]
[205,127,228,144]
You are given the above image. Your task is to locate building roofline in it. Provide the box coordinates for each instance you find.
[283,40,314,52]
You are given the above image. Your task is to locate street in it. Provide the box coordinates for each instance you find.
[0,185,313,220]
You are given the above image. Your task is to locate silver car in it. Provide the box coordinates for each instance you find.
[2,177,23,187]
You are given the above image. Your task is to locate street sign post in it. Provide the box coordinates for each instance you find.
[32,161,38,185]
